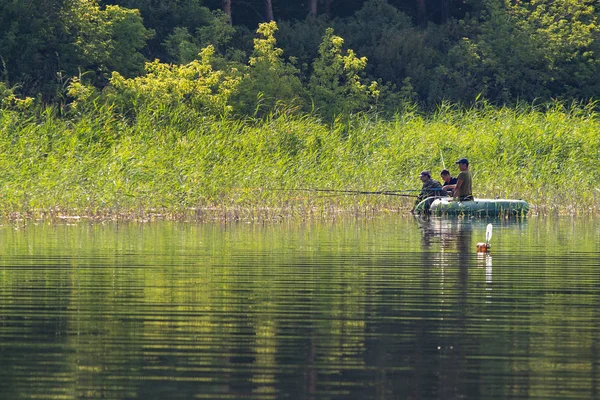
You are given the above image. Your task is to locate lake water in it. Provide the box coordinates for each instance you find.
[0,216,599,399]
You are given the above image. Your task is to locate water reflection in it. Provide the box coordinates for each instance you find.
[0,218,599,399]
[415,216,478,253]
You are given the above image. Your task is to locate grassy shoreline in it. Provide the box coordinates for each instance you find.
[1,103,598,220]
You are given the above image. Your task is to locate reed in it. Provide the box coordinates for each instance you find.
[0,101,598,220]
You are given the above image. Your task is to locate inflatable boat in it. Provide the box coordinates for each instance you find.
[414,197,530,216]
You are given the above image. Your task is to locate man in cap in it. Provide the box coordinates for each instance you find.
[444,158,473,201]
[413,170,443,212]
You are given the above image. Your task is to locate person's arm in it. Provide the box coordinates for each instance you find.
[425,181,441,197]
[452,179,464,200]
[416,184,425,201]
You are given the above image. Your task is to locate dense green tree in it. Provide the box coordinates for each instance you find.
[163,10,237,64]
[1,0,599,110]
[438,0,600,104]
[508,0,600,100]
[99,0,214,61]
[62,0,153,79]
[231,21,305,117]
[0,0,68,99]
[0,0,152,100]
[334,0,450,105]
[433,0,547,104]
[68,45,241,117]
[276,17,330,76]
[309,28,379,119]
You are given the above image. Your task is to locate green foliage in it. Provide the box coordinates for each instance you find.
[0,101,599,216]
[448,0,548,103]
[335,0,415,83]
[334,0,449,106]
[0,0,67,99]
[231,22,305,117]
[0,82,35,111]
[100,0,214,62]
[163,27,200,65]
[275,17,330,75]
[163,10,238,65]
[103,4,154,76]
[62,0,153,78]
[1,0,600,116]
[309,28,379,119]
[67,46,241,118]
[508,0,600,99]
[437,0,600,104]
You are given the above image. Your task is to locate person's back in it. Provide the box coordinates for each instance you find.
[455,170,472,198]
[453,159,473,201]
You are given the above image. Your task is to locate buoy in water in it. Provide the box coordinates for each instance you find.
[476,242,490,252]
[476,223,493,253]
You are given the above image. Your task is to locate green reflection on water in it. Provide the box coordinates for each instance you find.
[0,217,599,399]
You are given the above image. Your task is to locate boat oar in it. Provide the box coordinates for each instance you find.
[477,223,493,253]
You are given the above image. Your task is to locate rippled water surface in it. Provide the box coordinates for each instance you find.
[1,217,599,399]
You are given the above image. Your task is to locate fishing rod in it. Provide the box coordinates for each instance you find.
[237,187,446,198]
[279,188,420,197]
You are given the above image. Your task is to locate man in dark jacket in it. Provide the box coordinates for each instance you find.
[440,169,457,195]
[414,170,443,213]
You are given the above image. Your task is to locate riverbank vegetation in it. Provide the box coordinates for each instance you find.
[1,98,598,220]
[1,0,599,220]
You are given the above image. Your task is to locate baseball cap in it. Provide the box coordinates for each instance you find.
[455,158,469,165]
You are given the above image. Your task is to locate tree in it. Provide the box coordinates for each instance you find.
[163,10,236,64]
[416,0,426,25]
[334,0,439,100]
[0,0,152,100]
[308,0,318,18]
[222,0,232,24]
[232,21,305,117]
[0,0,67,99]
[69,45,241,116]
[309,28,379,119]
[437,0,600,104]
[265,0,274,21]
[62,0,153,79]
[98,0,214,62]
[508,0,600,99]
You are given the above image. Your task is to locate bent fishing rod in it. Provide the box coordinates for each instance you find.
[276,188,434,197]
[238,187,447,198]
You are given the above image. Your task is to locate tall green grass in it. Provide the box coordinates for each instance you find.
[0,102,598,220]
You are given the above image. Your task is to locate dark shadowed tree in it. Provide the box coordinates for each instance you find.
[417,0,426,25]
[440,0,449,23]
[265,0,274,20]
[0,0,67,99]
[99,0,213,61]
[324,0,332,16]
[222,0,232,24]
[308,0,318,18]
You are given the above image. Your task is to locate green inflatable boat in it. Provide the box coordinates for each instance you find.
[414,197,530,216]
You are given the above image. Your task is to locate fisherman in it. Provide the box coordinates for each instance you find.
[414,170,443,213]
[443,158,473,201]
[440,169,457,195]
